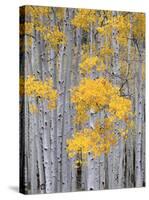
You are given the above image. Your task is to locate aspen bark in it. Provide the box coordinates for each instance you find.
[125,17,135,188]
[135,52,143,187]
[87,22,96,191]
[109,11,121,189]
[61,8,74,192]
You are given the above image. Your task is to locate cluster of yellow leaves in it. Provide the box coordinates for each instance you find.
[29,103,38,113]
[46,26,66,48]
[25,6,50,18]
[112,15,131,45]
[35,24,66,49]
[97,15,131,46]
[67,122,117,160]
[24,75,57,110]
[68,77,132,161]
[21,7,66,50]
[109,96,132,120]
[100,45,113,57]
[71,77,129,124]
[79,56,106,75]
[132,13,145,41]
[99,45,114,64]
[80,44,113,75]
[71,9,96,31]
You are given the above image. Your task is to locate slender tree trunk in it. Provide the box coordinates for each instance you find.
[49,9,58,192]
[61,8,74,192]
[125,15,135,188]
[109,11,121,189]
[135,50,143,187]
[87,22,95,191]
[56,43,65,192]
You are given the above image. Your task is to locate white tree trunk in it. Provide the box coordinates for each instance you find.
[61,8,74,192]
[135,52,143,187]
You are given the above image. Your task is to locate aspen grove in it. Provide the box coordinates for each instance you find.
[20,6,145,194]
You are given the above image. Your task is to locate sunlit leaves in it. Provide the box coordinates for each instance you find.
[29,103,38,113]
[97,15,131,46]
[21,6,66,50]
[67,122,118,161]
[35,24,66,49]
[71,77,122,125]
[79,56,106,75]
[67,77,133,161]
[71,9,97,31]
[132,13,145,41]
[109,96,132,120]
[24,75,57,111]
[25,5,50,18]
[80,45,112,76]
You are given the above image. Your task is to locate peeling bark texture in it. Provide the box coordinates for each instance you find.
[20,6,145,194]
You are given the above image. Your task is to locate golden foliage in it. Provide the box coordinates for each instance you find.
[109,96,132,120]
[71,77,125,124]
[97,15,131,46]
[24,75,57,110]
[80,45,113,75]
[35,24,66,49]
[71,9,97,31]
[132,13,145,40]
[67,121,117,160]
[79,56,106,75]
[25,6,50,18]
[67,77,133,162]
[29,103,38,113]
[21,6,66,50]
